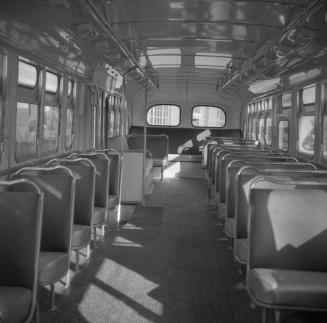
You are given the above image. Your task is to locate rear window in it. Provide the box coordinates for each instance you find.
[192,106,225,128]
[147,105,180,126]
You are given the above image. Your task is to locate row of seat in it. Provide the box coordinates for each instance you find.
[0,149,120,323]
[204,141,327,322]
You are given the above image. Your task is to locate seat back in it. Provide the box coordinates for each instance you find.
[12,166,75,253]
[219,155,296,203]
[235,166,324,240]
[47,158,95,226]
[76,153,110,209]
[226,162,316,221]
[0,179,43,322]
[96,150,120,195]
[249,177,327,272]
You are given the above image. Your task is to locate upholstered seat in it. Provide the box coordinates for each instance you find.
[38,252,69,285]
[93,207,106,226]
[72,224,91,249]
[0,287,32,323]
[248,268,327,308]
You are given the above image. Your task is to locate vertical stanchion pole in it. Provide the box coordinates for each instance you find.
[143,79,148,205]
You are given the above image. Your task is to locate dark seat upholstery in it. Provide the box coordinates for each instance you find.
[225,162,316,238]
[74,153,110,245]
[0,179,43,323]
[96,150,120,210]
[47,158,96,272]
[248,179,327,321]
[13,166,76,308]
[0,287,32,323]
[234,167,327,264]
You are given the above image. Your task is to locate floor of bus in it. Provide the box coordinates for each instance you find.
[39,177,327,323]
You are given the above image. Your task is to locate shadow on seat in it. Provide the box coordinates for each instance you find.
[47,158,96,273]
[12,166,75,310]
[248,177,327,323]
[0,179,43,323]
[70,152,110,246]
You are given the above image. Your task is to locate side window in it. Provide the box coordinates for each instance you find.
[115,97,121,136]
[65,79,76,150]
[322,81,327,160]
[265,98,273,146]
[192,105,225,128]
[0,52,4,161]
[42,71,60,154]
[297,84,316,156]
[16,59,39,160]
[108,95,115,138]
[258,101,265,144]
[147,104,181,126]
[278,119,289,152]
[92,105,97,149]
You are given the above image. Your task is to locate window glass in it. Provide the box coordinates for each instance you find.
[267,98,273,110]
[65,108,74,149]
[251,117,257,140]
[116,111,121,136]
[18,60,37,88]
[282,93,292,108]
[42,105,59,153]
[302,84,316,105]
[108,110,115,137]
[147,105,180,126]
[298,115,315,156]
[323,116,327,160]
[45,71,58,93]
[258,117,265,144]
[67,80,73,97]
[278,120,289,152]
[248,116,252,139]
[265,117,272,145]
[15,102,38,158]
[92,105,96,149]
[243,120,247,139]
[192,106,225,127]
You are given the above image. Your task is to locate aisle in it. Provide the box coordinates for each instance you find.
[39,177,241,322]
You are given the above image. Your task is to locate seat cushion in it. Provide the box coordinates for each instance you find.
[38,251,69,285]
[248,268,327,308]
[234,238,248,264]
[107,194,119,210]
[0,286,32,323]
[152,158,168,167]
[225,218,235,238]
[72,224,91,249]
[93,207,106,226]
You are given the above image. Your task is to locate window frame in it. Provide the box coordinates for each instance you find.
[278,118,290,152]
[41,70,61,155]
[191,105,226,128]
[65,78,76,151]
[147,104,181,127]
[297,84,316,157]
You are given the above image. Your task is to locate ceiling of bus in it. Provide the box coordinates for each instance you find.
[0,0,326,93]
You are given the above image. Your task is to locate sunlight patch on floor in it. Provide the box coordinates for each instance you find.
[112,236,143,247]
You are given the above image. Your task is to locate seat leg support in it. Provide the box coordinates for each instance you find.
[86,244,90,259]
[65,271,70,288]
[262,308,267,323]
[274,309,281,323]
[75,250,80,272]
[93,227,97,248]
[50,283,56,311]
